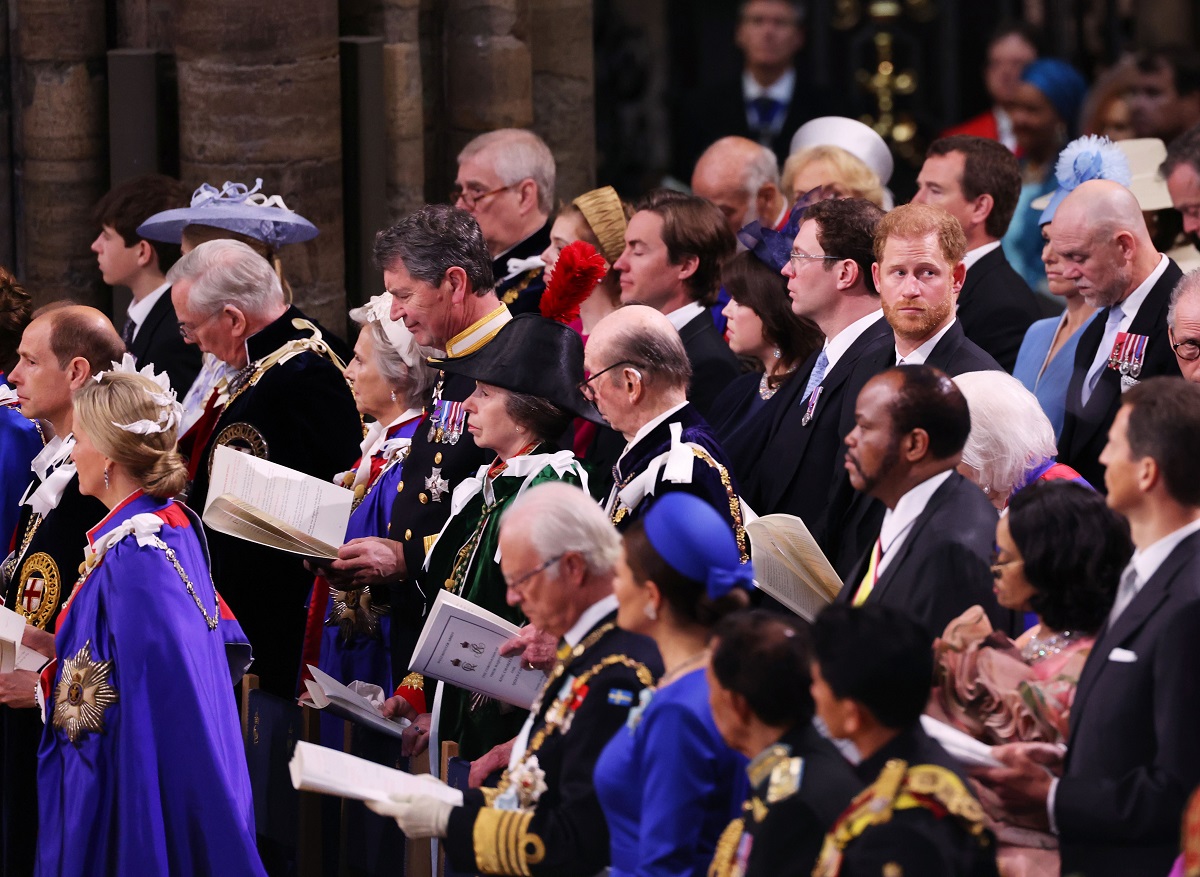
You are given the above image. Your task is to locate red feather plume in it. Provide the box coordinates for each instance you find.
[539,240,607,325]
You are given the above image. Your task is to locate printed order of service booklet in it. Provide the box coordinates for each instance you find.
[202,445,353,559]
[289,740,464,805]
[410,590,548,710]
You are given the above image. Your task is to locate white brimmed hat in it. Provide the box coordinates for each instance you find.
[789,116,894,185]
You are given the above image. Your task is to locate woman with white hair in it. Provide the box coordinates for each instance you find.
[953,370,1088,510]
[300,293,437,732]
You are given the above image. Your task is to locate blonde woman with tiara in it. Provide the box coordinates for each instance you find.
[35,357,265,877]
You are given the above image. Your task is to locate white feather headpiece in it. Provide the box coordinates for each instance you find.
[94,353,185,435]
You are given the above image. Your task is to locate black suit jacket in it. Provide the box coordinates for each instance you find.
[957,247,1042,373]
[674,73,836,176]
[129,288,202,396]
[838,472,1016,637]
[824,322,1002,576]
[1058,260,1183,490]
[748,314,892,527]
[1056,530,1200,877]
[678,311,742,418]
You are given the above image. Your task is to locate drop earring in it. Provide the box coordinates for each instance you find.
[390,390,397,403]
[772,348,781,359]
[103,465,111,491]
[643,602,657,621]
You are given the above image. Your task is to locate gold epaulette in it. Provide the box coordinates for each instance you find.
[689,446,749,563]
[472,808,545,876]
[813,760,987,877]
[707,817,745,877]
[398,672,424,691]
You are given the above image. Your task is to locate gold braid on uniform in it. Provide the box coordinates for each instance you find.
[472,808,546,876]
[707,817,745,877]
[500,270,539,307]
[222,318,349,410]
[689,446,749,563]
[812,760,987,877]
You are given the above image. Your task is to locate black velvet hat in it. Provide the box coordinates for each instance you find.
[433,314,605,424]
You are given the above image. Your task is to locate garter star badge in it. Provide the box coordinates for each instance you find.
[425,467,450,502]
[53,640,119,744]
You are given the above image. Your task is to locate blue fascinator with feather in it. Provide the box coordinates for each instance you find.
[736,186,835,273]
[641,493,754,601]
[1037,135,1132,224]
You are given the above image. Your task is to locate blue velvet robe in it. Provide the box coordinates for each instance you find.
[0,381,43,551]
[36,493,264,877]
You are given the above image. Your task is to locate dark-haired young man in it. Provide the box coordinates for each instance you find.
[810,603,999,877]
[839,365,1015,636]
[1130,46,1200,143]
[91,174,201,395]
[612,190,741,417]
[913,136,1041,371]
[981,377,1200,877]
[707,610,862,877]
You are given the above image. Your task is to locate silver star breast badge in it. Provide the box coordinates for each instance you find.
[425,467,450,502]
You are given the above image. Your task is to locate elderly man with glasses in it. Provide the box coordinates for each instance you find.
[168,238,361,697]
[452,128,556,315]
[581,305,748,556]
[1169,269,1200,383]
[371,482,662,877]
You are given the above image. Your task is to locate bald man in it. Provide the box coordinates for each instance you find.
[583,306,748,550]
[1,304,122,875]
[691,136,789,235]
[1051,179,1183,488]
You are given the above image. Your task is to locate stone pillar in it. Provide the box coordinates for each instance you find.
[529,0,595,200]
[10,0,107,308]
[382,0,425,218]
[419,0,448,203]
[442,0,535,164]
[175,0,346,329]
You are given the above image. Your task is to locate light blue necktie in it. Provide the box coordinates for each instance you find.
[1082,304,1124,406]
[802,349,829,403]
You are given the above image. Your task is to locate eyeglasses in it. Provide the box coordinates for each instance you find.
[505,554,565,592]
[177,309,221,340]
[789,251,841,265]
[989,551,1023,580]
[450,183,517,210]
[1170,328,1200,362]
[578,360,643,401]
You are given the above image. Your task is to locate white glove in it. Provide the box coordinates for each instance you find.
[366,794,455,838]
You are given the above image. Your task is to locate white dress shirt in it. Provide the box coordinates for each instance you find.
[824,309,884,373]
[664,301,706,332]
[124,281,171,343]
[961,241,1002,272]
[896,319,956,366]
[875,470,954,578]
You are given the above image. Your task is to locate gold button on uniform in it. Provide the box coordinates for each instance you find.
[434,452,443,464]
[404,529,413,541]
[396,481,404,493]
[419,493,429,504]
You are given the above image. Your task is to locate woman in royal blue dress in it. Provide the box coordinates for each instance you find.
[37,359,264,877]
[300,293,436,728]
[595,492,753,877]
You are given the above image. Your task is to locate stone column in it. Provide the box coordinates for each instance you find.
[10,0,107,308]
[382,0,425,218]
[442,0,535,166]
[529,0,595,200]
[175,0,346,329]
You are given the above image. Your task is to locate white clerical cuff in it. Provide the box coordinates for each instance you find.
[1047,777,1059,835]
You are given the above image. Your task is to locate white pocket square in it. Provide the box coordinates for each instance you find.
[1108,647,1138,663]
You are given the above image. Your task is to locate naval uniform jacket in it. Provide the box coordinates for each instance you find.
[1058,259,1182,491]
[1056,530,1200,877]
[386,306,509,684]
[187,306,361,697]
[444,612,662,876]
[709,723,863,877]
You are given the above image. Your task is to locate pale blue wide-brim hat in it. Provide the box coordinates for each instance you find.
[137,179,318,248]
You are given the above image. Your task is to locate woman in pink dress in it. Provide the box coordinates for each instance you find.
[929,481,1132,877]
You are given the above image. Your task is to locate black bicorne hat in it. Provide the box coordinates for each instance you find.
[433,314,605,425]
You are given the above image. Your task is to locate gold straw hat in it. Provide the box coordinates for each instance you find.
[572,186,627,264]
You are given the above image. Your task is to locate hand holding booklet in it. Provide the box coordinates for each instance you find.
[920,715,1004,769]
[409,590,548,710]
[289,740,463,806]
[746,514,843,620]
[202,445,353,559]
[302,665,411,740]
[0,604,52,674]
